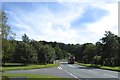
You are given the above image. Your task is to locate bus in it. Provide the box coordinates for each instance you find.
[68,56,75,64]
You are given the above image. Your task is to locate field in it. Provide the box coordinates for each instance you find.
[2,73,71,80]
[2,63,59,71]
[76,62,120,71]
[2,63,71,80]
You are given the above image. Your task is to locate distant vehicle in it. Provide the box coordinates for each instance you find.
[68,56,75,64]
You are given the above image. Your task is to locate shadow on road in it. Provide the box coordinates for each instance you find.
[60,62,69,65]
[77,66,95,69]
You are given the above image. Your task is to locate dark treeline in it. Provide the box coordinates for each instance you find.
[2,34,69,65]
[39,31,120,66]
[1,11,120,66]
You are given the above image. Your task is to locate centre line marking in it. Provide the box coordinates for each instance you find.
[62,68,80,80]
[58,65,81,80]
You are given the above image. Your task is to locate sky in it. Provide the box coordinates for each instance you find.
[2,0,118,44]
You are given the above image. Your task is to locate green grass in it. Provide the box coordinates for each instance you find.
[101,66,119,71]
[76,62,120,71]
[76,62,91,67]
[2,64,59,71]
[2,73,72,80]
[2,63,71,80]
[2,73,58,78]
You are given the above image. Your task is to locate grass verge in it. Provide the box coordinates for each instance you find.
[2,64,59,71]
[2,73,72,80]
[76,62,120,72]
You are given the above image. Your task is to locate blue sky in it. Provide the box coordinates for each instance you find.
[2,1,118,44]
[71,6,108,27]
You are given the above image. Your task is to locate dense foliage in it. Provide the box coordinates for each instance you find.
[1,12,120,66]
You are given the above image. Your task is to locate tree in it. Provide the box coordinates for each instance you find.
[73,44,83,62]
[101,31,119,66]
[31,41,45,64]
[95,41,103,65]
[82,43,96,64]
[44,45,55,64]
[1,11,15,39]
[1,11,15,64]
[93,55,101,65]
[31,41,56,64]
[2,39,15,63]
[117,37,120,66]
[37,44,55,64]
[13,42,38,64]
[54,45,62,60]
[22,34,30,43]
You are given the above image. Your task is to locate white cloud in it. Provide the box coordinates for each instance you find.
[86,3,118,37]
[58,2,118,44]
[8,2,85,43]
[6,2,118,44]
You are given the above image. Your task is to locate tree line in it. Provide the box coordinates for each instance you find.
[1,11,120,66]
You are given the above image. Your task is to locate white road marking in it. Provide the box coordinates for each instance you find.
[58,67,60,70]
[63,69,78,79]
[58,66,62,70]
[104,74,117,78]
[61,67,81,80]
[59,67,62,70]
[58,65,80,79]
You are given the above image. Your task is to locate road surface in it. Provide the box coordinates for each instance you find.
[5,62,119,80]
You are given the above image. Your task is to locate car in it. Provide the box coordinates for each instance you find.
[68,56,75,64]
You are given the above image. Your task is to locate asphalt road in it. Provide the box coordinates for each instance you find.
[5,62,120,80]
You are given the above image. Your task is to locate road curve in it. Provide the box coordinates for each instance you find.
[59,62,119,80]
[5,62,119,80]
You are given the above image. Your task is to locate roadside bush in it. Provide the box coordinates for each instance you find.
[2,76,9,80]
